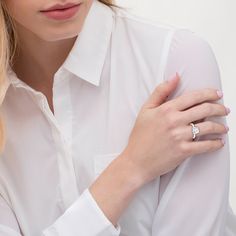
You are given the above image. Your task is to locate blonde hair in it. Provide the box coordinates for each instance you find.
[0,1,116,152]
[0,1,18,153]
[98,0,116,7]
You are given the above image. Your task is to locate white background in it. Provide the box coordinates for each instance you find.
[116,0,236,213]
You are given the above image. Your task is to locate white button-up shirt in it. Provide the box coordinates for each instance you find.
[0,0,235,235]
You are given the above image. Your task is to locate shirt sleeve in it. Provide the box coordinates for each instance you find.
[0,194,21,235]
[152,29,230,235]
[0,189,121,236]
[42,188,121,236]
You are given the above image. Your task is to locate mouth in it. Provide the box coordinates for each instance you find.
[40,3,81,20]
[41,3,80,12]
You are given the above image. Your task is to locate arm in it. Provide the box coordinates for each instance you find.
[0,70,190,236]
[152,29,230,235]
[1,30,229,236]
[0,189,121,236]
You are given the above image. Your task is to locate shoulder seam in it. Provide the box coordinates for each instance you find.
[114,8,179,31]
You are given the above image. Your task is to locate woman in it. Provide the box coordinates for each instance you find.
[0,0,235,235]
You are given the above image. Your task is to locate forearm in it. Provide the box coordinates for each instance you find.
[89,151,144,226]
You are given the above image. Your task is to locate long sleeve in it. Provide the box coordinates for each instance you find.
[0,189,121,236]
[152,29,230,235]
[0,194,21,235]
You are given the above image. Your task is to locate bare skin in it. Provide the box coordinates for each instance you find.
[12,21,79,114]
[4,0,230,228]
[5,0,94,113]
[89,77,229,225]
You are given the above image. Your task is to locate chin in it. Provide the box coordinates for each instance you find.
[36,24,82,42]
[41,31,79,42]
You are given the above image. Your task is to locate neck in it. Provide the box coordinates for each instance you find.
[12,22,77,88]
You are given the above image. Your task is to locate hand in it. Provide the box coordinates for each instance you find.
[89,74,229,226]
[121,74,229,184]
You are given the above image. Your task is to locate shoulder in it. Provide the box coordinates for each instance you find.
[162,28,221,99]
[167,28,216,62]
[112,7,215,66]
[112,7,178,40]
[164,27,219,79]
[114,8,214,53]
[110,6,219,89]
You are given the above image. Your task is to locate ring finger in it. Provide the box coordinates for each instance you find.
[181,121,228,142]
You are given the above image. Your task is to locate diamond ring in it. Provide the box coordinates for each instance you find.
[190,122,200,141]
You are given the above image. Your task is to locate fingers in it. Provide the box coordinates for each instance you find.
[182,103,229,124]
[142,73,180,109]
[182,139,225,158]
[170,88,223,111]
[183,121,228,141]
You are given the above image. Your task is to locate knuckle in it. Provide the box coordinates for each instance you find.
[179,142,191,156]
[175,113,182,124]
[210,140,223,151]
[203,121,213,133]
[217,123,225,133]
[195,89,205,99]
[201,89,209,98]
[193,88,216,102]
[206,142,214,152]
[215,104,226,115]
[204,88,215,99]
[160,103,173,114]
[192,90,202,101]
[165,116,174,128]
[203,103,213,114]
[208,122,216,132]
[165,115,179,129]
[170,128,182,141]
[213,140,223,149]
[181,91,195,102]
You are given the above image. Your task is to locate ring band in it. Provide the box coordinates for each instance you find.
[190,122,200,141]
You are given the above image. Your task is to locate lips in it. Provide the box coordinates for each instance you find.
[40,2,81,20]
[41,3,80,12]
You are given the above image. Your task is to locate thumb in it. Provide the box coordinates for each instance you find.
[143,73,180,109]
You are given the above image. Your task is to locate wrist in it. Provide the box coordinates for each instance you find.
[117,149,146,190]
[88,150,144,225]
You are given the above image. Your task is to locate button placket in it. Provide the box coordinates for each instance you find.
[28,84,78,210]
[10,70,79,210]
[51,72,79,210]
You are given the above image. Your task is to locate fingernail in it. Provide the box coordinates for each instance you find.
[167,75,177,83]
[226,107,231,115]
[225,126,229,132]
[221,139,225,145]
[217,90,223,98]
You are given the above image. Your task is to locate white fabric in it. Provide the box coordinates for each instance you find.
[0,0,235,235]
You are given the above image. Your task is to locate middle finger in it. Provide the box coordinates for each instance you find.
[181,102,229,124]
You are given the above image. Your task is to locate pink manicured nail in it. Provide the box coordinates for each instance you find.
[226,107,231,114]
[217,90,223,98]
[221,139,225,145]
[167,73,179,83]
[168,75,177,82]
[225,126,229,132]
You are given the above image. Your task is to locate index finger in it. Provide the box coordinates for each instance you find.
[170,88,223,111]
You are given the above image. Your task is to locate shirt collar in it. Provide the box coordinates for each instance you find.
[60,0,114,86]
[7,0,114,87]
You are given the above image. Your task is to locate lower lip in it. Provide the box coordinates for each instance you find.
[40,4,81,20]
